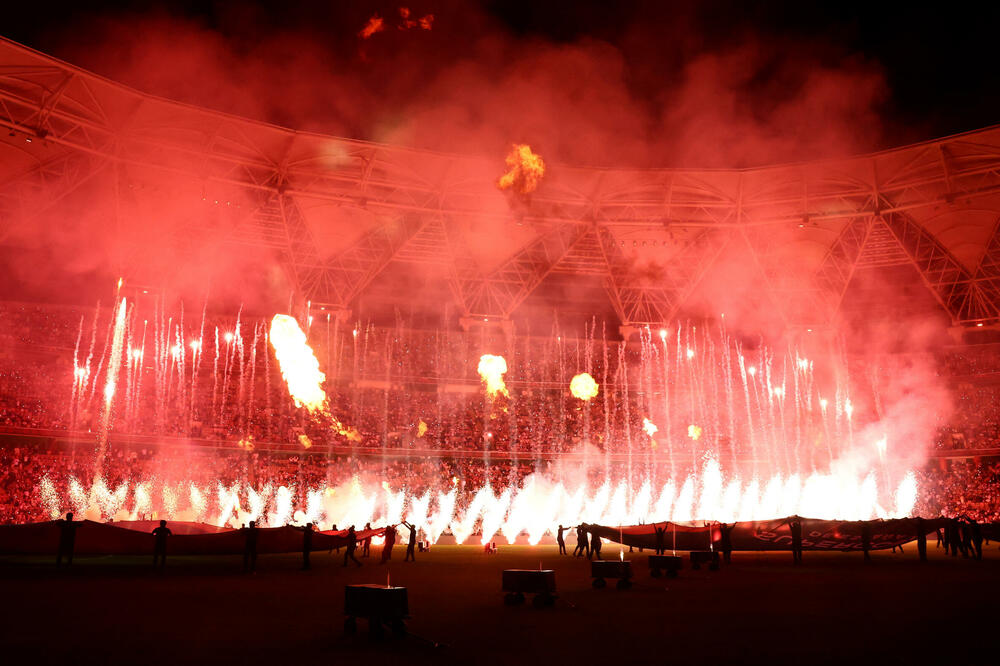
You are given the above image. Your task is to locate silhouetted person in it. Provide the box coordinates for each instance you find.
[329,524,340,554]
[789,517,803,565]
[861,521,872,563]
[959,520,973,558]
[151,519,171,568]
[946,519,961,557]
[344,526,362,567]
[573,525,587,557]
[916,517,927,562]
[719,522,734,564]
[573,524,589,557]
[56,512,82,567]
[362,522,372,558]
[380,525,396,564]
[403,523,417,562]
[242,520,259,572]
[935,527,944,549]
[296,522,314,570]
[970,520,983,560]
[654,524,666,555]
[557,525,567,555]
[404,522,417,562]
[589,530,602,560]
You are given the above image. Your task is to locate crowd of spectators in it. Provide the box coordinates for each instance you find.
[916,461,1000,523]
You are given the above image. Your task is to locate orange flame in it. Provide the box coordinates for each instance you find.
[269,314,361,442]
[477,354,509,398]
[417,419,428,437]
[269,315,326,412]
[359,14,385,39]
[570,372,599,401]
[498,144,545,194]
[687,424,703,441]
[399,8,433,30]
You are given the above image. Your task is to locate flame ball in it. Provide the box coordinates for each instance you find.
[570,372,599,401]
[498,144,546,194]
[477,354,509,398]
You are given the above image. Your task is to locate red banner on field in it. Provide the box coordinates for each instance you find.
[588,517,953,552]
[0,520,385,556]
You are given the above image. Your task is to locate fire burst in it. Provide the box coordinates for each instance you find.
[268,314,360,441]
[569,372,599,401]
[477,354,509,398]
[359,14,385,39]
[498,144,545,194]
[269,315,327,412]
[642,417,658,437]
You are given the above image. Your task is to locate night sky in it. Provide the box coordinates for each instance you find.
[4,0,998,162]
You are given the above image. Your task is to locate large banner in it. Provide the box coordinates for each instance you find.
[588,516,953,552]
[0,520,386,557]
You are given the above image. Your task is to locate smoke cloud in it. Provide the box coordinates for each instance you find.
[0,2,953,464]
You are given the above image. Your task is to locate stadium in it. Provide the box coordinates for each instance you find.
[1,4,999,664]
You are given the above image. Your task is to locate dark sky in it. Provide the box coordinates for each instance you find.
[3,0,999,160]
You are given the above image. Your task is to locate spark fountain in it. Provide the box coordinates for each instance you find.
[40,301,926,544]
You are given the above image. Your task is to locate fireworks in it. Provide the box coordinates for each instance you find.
[477,354,509,398]
[687,424,702,441]
[642,417,658,437]
[95,297,128,476]
[498,144,546,194]
[569,372,599,400]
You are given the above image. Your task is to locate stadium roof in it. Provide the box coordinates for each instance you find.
[1,35,999,330]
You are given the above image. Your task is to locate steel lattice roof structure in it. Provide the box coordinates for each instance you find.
[2,36,1000,330]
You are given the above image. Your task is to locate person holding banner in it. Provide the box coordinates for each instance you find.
[719,523,734,564]
[380,524,396,564]
[56,512,82,567]
[294,522,314,570]
[242,521,259,573]
[574,525,588,557]
[344,526,362,568]
[589,529,602,560]
[654,524,666,555]
[362,522,372,558]
[789,517,803,565]
[151,519,172,568]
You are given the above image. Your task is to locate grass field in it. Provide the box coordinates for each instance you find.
[1,544,997,664]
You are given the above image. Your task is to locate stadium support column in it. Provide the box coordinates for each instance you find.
[314,306,352,324]
[459,316,515,339]
[618,325,641,340]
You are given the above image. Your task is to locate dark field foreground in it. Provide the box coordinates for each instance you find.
[1,545,998,665]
